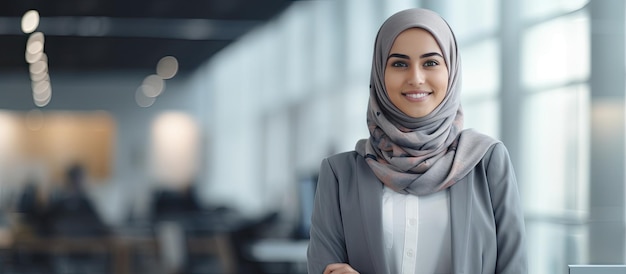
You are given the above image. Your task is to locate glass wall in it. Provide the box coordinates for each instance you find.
[519,3,591,274]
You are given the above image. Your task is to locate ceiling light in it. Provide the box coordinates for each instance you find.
[156,56,179,79]
[135,87,156,107]
[33,89,52,107]
[26,40,44,55]
[29,60,48,75]
[32,82,51,99]
[21,10,40,34]
[142,74,165,97]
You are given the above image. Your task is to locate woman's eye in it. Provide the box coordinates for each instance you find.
[424,60,439,67]
[391,61,408,68]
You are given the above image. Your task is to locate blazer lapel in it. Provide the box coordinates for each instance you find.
[356,157,388,274]
[450,177,472,273]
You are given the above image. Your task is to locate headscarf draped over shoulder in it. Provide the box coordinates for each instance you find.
[355,8,498,195]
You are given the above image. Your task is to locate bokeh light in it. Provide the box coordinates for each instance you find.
[32,80,50,96]
[33,90,51,107]
[156,56,179,79]
[29,60,48,76]
[142,74,165,97]
[26,40,43,55]
[21,10,40,34]
[135,86,156,107]
[25,32,45,64]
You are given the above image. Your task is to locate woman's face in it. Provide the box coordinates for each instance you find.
[384,28,449,118]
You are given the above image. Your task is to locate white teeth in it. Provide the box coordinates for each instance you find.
[405,93,429,99]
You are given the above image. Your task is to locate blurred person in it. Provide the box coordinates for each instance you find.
[46,163,108,237]
[307,8,527,274]
[16,178,52,236]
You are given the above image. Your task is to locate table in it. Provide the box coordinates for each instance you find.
[10,231,238,274]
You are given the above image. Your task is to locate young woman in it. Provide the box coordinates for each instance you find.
[307,8,527,274]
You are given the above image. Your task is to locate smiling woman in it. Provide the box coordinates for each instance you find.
[307,8,527,274]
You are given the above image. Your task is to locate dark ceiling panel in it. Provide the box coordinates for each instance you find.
[1,35,28,72]
[0,0,294,74]
[37,37,230,72]
[0,0,291,19]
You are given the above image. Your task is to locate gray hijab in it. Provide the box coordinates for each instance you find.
[355,8,498,196]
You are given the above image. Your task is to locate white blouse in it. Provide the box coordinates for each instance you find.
[382,186,452,274]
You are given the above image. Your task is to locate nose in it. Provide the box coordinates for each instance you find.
[408,66,425,86]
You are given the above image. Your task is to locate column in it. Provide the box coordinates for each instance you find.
[588,0,626,264]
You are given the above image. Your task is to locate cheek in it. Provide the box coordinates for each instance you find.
[434,73,449,92]
[384,72,402,92]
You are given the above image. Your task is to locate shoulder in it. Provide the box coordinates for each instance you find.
[483,142,512,169]
[321,151,362,177]
[472,138,516,193]
[319,151,373,187]
[326,151,360,165]
[460,129,507,161]
[460,128,501,146]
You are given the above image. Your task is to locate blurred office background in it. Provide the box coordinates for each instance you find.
[0,0,623,273]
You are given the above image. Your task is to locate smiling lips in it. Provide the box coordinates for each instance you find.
[403,91,432,101]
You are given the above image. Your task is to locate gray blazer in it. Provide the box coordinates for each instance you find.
[307,143,527,274]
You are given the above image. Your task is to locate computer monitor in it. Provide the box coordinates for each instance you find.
[569,265,626,274]
[295,173,318,239]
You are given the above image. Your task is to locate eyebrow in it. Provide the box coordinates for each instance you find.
[420,52,443,59]
[387,52,443,60]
